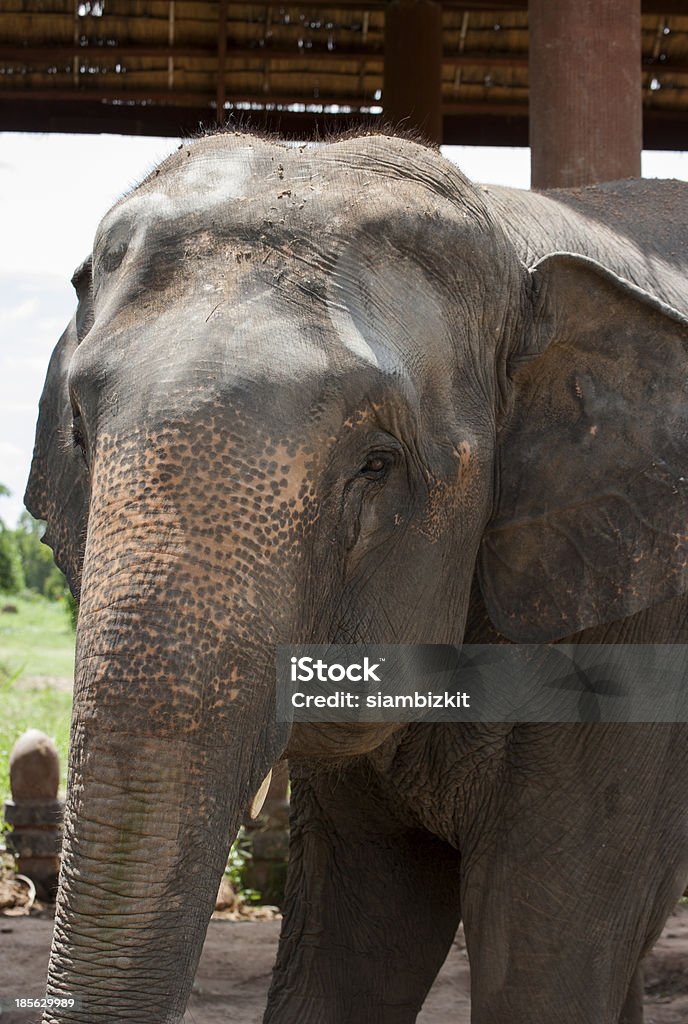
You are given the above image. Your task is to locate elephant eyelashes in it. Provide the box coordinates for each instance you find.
[71,415,88,463]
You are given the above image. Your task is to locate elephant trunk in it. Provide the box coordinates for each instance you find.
[43,483,288,1023]
[46,732,244,1022]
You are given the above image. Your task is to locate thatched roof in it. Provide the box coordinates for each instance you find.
[0,1,686,146]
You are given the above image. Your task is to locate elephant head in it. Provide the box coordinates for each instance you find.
[26,133,688,1021]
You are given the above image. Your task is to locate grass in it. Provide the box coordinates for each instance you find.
[0,592,75,679]
[0,594,263,904]
[0,593,74,806]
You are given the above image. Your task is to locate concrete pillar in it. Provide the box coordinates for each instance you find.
[529,0,642,189]
[384,0,443,145]
[3,730,64,900]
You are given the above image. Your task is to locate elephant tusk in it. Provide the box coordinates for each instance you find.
[249,769,272,819]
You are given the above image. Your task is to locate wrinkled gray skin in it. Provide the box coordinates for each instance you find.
[26,134,688,1024]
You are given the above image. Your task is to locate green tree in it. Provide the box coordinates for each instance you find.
[0,484,25,594]
[14,510,65,597]
[0,530,24,593]
[0,489,77,627]
[13,510,77,628]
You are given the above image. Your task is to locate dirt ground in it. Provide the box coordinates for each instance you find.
[1,904,686,1023]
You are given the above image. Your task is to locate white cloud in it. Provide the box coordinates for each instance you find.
[0,438,30,527]
[443,146,532,187]
[0,132,183,527]
[0,271,75,527]
[642,150,688,179]
[2,402,36,413]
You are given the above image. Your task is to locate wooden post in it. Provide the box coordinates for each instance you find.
[217,0,228,123]
[529,0,642,188]
[383,0,443,144]
[168,1,175,91]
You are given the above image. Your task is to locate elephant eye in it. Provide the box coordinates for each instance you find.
[71,414,88,463]
[358,453,391,479]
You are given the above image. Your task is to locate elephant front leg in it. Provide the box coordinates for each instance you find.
[460,724,688,1024]
[264,760,462,1024]
[619,966,643,1024]
[463,860,653,1024]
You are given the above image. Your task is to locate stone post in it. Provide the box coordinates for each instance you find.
[3,729,63,900]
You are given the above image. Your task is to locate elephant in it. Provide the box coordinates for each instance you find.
[25,132,688,1024]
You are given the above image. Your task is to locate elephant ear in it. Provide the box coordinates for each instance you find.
[479,252,688,642]
[24,258,93,599]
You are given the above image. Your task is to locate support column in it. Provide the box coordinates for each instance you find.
[529,0,642,189]
[384,0,443,145]
[216,0,227,123]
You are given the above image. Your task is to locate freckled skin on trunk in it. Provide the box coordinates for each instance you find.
[43,421,293,1022]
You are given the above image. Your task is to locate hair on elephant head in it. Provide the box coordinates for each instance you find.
[25,132,688,1023]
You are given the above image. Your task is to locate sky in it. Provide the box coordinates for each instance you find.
[1,133,687,528]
